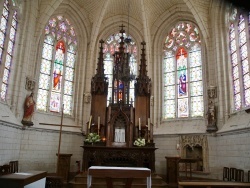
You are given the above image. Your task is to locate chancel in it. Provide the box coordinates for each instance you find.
[1,0,250,188]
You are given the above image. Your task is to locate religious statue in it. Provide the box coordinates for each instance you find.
[207,100,216,127]
[21,92,35,126]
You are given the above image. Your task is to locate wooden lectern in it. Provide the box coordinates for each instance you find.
[56,153,72,183]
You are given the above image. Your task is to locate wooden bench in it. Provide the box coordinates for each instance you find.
[87,166,151,188]
[178,180,250,188]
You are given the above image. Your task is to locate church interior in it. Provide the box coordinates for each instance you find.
[0,0,250,187]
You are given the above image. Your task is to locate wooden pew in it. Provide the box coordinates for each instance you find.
[178,180,250,188]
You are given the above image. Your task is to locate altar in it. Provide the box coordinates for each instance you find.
[83,26,156,172]
[82,145,157,172]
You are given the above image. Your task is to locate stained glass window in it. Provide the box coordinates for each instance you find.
[229,9,250,111]
[163,22,204,119]
[103,32,137,106]
[37,15,77,115]
[0,0,18,101]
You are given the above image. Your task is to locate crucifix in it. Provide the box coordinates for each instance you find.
[39,105,82,174]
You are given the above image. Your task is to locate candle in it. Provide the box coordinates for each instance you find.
[139,118,141,130]
[88,115,92,129]
[148,118,150,131]
[98,116,100,130]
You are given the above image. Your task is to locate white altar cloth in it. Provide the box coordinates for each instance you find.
[87,166,151,188]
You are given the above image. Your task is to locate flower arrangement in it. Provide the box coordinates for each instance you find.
[133,138,146,147]
[84,133,101,143]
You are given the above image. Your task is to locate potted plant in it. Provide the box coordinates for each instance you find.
[133,138,146,147]
[84,133,101,145]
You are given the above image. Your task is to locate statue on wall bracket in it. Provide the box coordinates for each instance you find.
[206,86,218,133]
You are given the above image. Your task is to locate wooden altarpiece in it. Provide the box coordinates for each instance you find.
[82,26,156,172]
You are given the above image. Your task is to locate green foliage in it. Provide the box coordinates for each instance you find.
[133,138,146,147]
[85,133,101,143]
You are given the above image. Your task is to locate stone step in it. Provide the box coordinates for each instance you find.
[69,172,168,188]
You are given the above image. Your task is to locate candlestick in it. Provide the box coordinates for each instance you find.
[139,118,141,130]
[98,116,100,130]
[88,115,92,129]
[148,118,150,131]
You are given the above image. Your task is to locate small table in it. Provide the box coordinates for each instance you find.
[87,166,151,188]
[0,171,46,188]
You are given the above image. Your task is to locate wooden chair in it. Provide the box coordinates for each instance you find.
[236,169,244,182]
[223,167,230,181]
[9,160,18,173]
[0,165,10,175]
[230,168,237,181]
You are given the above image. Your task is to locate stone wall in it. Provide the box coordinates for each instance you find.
[154,130,250,180]
[0,121,84,173]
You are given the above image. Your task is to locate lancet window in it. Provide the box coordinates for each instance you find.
[229,8,250,111]
[163,22,204,119]
[0,0,18,101]
[37,15,77,115]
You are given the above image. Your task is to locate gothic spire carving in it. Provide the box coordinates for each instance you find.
[135,42,151,96]
[91,40,108,95]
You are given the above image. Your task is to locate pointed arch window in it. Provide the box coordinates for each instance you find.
[103,32,137,106]
[163,22,204,119]
[37,15,77,115]
[0,0,18,101]
[229,9,250,111]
